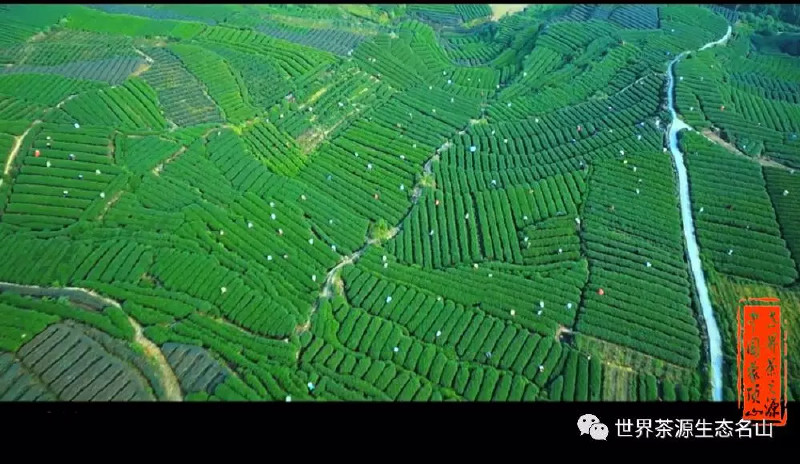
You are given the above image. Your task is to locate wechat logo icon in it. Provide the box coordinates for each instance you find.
[578,414,608,441]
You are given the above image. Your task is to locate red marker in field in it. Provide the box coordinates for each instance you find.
[34,150,40,158]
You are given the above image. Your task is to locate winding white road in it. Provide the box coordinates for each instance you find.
[665,25,731,401]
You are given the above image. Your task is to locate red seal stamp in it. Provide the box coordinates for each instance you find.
[737,298,788,426]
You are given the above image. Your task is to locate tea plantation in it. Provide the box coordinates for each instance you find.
[0,4,798,402]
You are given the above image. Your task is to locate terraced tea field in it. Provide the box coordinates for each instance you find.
[0,3,798,403]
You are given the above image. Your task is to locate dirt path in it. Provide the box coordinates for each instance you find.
[3,121,39,176]
[580,334,692,373]
[55,94,77,109]
[195,118,259,141]
[0,89,97,189]
[757,157,795,171]
[303,131,443,313]
[0,120,40,190]
[0,281,183,401]
[411,154,439,203]
[131,62,152,77]
[489,4,530,21]
[615,73,656,99]
[96,190,123,221]
[699,25,733,51]
[297,148,433,334]
[555,325,573,342]
[681,27,792,175]
[319,246,368,300]
[129,317,182,401]
[423,155,438,177]
[298,109,358,155]
[702,128,795,172]
[702,129,743,156]
[133,47,155,64]
[153,146,187,175]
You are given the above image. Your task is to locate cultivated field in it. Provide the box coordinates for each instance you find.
[0,3,798,402]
